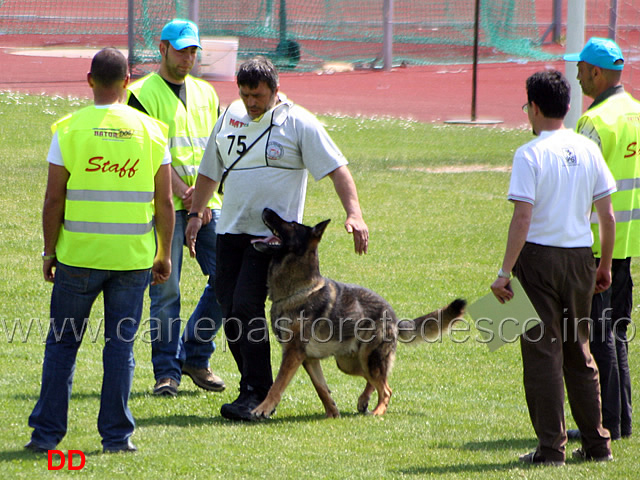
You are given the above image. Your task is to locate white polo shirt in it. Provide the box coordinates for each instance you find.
[508,129,616,248]
[199,95,347,236]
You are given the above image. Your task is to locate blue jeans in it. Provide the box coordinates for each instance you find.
[28,263,150,450]
[149,209,223,382]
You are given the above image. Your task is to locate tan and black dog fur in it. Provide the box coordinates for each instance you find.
[251,208,466,419]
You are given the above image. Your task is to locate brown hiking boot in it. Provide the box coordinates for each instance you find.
[182,365,225,392]
[153,377,179,396]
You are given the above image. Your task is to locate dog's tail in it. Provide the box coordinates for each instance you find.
[397,298,466,343]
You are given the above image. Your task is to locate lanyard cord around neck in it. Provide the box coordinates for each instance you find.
[217,103,288,195]
[217,122,275,195]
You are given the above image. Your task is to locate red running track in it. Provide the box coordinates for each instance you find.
[1,45,572,128]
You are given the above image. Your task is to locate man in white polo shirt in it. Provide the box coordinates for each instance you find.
[491,70,616,465]
[185,56,369,421]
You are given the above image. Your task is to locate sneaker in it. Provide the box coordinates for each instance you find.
[153,377,178,396]
[220,387,268,421]
[103,439,137,454]
[182,364,226,392]
[572,447,613,462]
[518,450,565,466]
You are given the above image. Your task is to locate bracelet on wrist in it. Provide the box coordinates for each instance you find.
[187,211,203,220]
[42,252,56,261]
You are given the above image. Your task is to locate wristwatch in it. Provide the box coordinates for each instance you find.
[187,211,203,220]
[42,252,56,261]
[497,268,512,279]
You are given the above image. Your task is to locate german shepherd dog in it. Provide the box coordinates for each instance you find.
[251,208,466,419]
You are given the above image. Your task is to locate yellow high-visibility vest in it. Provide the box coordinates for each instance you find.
[127,73,221,210]
[579,92,640,258]
[54,105,168,270]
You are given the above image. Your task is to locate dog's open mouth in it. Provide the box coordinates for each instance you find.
[251,235,281,247]
[251,232,282,253]
[253,208,286,253]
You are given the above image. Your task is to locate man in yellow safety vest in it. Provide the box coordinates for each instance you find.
[26,47,174,454]
[128,18,225,397]
[565,36,639,442]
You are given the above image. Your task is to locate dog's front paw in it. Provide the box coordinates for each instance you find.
[251,402,276,420]
[357,396,370,414]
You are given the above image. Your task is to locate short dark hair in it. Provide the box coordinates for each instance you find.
[526,70,570,119]
[236,56,279,92]
[90,48,128,87]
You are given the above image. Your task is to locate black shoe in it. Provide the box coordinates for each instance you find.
[567,429,581,440]
[572,447,613,462]
[24,440,49,454]
[220,387,265,422]
[518,450,565,466]
[103,439,137,453]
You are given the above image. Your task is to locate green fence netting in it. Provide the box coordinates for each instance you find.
[0,0,554,74]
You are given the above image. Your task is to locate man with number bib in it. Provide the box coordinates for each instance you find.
[128,19,225,396]
[185,56,369,421]
[26,48,173,453]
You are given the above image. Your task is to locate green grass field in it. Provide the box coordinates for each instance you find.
[0,91,637,479]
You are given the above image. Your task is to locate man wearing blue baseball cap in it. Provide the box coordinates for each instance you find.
[564,36,638,450]
[161,18,202,50]
[128,19,226,397]
[564,37,624,72]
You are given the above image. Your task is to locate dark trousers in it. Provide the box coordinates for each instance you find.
[216,233,273,397]
[590,257,633,439]
[515,243,611,462]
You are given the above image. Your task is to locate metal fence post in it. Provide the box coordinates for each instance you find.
[383,0,393,71]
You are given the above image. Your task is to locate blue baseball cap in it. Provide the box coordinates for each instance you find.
[160,19,201,50]
[563,37,624,70]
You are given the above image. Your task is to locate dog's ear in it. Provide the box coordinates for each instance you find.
[312,219,331,240]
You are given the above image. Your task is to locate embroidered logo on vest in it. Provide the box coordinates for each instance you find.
[266,141,284,161]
